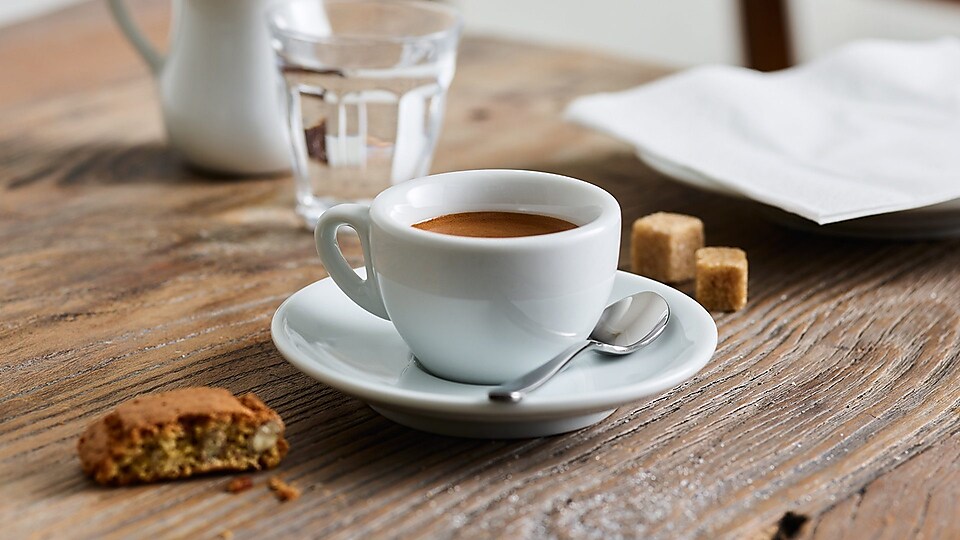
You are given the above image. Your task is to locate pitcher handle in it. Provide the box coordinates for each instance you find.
[106,0,165,74]
[315,204,390,320]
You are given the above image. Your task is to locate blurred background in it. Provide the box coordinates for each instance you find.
[4,0,960,69]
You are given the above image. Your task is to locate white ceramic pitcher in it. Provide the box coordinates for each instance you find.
[108,0,291,175]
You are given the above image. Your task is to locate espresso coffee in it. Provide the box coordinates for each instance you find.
[413,211,578,238]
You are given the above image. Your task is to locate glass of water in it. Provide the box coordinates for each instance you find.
[267,0,462,226]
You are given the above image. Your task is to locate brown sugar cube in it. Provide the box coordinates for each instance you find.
[77,387,289,486]
[695,247,748,311]
[631,212,704,282]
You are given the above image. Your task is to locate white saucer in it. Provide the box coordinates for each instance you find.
[271,270,718,438]
[639,150,960,239]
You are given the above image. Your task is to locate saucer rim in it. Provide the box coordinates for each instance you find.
[271,270,718,417]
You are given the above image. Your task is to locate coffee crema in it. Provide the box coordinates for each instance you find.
[412,211,578,238]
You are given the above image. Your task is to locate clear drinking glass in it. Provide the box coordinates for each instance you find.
[267,0,462,226]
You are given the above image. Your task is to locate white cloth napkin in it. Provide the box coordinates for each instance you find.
[565,38,960,224]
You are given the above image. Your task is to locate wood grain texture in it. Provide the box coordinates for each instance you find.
[2,2,959,539]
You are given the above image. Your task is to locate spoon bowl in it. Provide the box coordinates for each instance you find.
[488,291,670,403]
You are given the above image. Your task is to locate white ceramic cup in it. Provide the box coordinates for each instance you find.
[315,169,621,384]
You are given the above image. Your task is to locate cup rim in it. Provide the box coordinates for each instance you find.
[266,0,463,47]
[368,169,622,249]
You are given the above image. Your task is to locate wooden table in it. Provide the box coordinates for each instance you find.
[3,2,959,538]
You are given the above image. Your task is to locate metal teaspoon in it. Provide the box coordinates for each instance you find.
[488,291,671,403]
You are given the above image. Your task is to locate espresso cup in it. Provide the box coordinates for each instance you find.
[315,169,621,384]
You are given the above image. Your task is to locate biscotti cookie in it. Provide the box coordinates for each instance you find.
[78,387,288,485]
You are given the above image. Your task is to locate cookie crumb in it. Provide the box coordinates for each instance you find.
[219,530,234,540]
[226,476,254,494]
[269,476,301,502]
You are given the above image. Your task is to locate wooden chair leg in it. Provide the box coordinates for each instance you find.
[739,0,794,71]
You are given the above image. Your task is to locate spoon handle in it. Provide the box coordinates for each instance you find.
[488,341,597,403]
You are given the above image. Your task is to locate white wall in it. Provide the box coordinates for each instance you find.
[4,0,960,67]
[449,0,743,66]
[452,0,960,66]
[790,0,960,61]
[0,0,82,27]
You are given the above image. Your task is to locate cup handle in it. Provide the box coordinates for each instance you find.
[106,0,165,74]
[315,204,390,320]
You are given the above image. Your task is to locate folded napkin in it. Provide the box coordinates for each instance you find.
[566,38,960,224]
